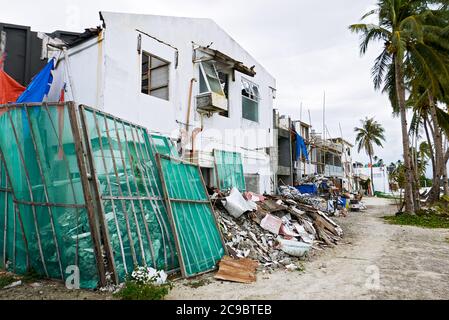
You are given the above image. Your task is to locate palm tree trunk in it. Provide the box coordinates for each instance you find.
[428,94,444,201]
[424,117,439,204]
[443,166,449,196]
[394,56,415,213]
[370,154,375,196]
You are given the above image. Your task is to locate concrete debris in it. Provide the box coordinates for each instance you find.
[215,189,343,273]
[260,214,283,235]
[279,186,329,212]
[3,280,22,289]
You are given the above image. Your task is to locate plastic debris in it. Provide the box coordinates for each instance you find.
[223,188,257,218]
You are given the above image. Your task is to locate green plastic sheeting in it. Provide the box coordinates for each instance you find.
[150,134,179,157]
[80,106,179,282]
[157,155,225,277]
[0,160,22,272]
[213,150,246,192]
[0,104,99,288]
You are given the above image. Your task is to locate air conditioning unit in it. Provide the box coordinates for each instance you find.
[196,92,228,113]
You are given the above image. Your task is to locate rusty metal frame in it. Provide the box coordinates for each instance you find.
[5,108,49,277]
[154,153,226,278]
[116,119,156,268]
[0,151,30,271]
[67,102,107,286]
[130,124,177,270]
[77,105,119,283]
[78,104,180,281]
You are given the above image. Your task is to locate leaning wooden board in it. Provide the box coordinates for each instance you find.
[214,256,259,284]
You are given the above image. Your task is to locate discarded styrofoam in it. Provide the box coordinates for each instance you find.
[276,237,312,257]
[223,188,257,218]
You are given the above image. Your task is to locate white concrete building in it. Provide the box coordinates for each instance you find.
[354,164,391,194]
[53,12,277,193]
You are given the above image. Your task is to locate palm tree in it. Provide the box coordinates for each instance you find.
[355,117,386,195]
[349,0,449,213]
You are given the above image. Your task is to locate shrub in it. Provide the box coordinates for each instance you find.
[114,267,172,300]
[0,274,16,289]
[114,279,172,300]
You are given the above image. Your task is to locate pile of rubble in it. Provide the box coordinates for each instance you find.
[213,188,343,272]
[279,186,328,212]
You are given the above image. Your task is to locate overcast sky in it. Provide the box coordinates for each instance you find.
[1,0,406,166]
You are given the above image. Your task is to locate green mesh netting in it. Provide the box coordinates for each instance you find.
[213,150,246,192]
[150,134,179,157]
[0,105,99,288]
[81,107,179,282]
[158,156,225,277]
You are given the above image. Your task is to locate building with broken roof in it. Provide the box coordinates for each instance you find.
[43,12,277,194]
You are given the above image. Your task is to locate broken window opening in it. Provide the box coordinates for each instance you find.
[241,78,259,122]
[141,52,170,101]
[217,71,230,117]
[199,61,225,96]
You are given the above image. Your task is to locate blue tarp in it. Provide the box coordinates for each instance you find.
[295,133,309,161]
[16,58,55,103]
[296,184,318,195]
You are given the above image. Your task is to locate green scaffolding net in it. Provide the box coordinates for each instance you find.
[213,150,246,192]
[157,155,225,277]
[150,134,179,158]
[80,106,179,282]
[1,103,231,286]
[0,105,99,288]
[0,160,23,272]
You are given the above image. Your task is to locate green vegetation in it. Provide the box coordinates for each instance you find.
[21,268,44,283]
[0,274,16,289]
[114,267,173,300]
[114,279,173,300]
[384,212,449,229]
[350,1,449,213]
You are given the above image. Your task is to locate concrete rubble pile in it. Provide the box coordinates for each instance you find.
[279,185,328,212]
[213,188,343,272]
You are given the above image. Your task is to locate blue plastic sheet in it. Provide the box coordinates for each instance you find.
[16,58,55,103]
[295,133,309,161]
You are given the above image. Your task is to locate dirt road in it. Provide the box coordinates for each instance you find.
[2,197,448,300]
[168,197,449,300]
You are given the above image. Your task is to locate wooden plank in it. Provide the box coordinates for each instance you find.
[214,256,258,284]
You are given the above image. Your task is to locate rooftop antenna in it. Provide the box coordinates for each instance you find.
[308,109,312,129]
[322,91,326,145]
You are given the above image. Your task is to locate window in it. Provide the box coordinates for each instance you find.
[199,62,225,96]
[241,78,260,122]
[141,52,169,101]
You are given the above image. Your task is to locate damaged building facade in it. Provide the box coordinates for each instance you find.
[48,12,276,194]
[0,12,361,290]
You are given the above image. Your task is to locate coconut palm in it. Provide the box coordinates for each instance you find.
[355,117,386,195]
[349,0,449,213]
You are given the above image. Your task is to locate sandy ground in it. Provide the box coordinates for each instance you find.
[1,197,449,300]
[168,197,449,300]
